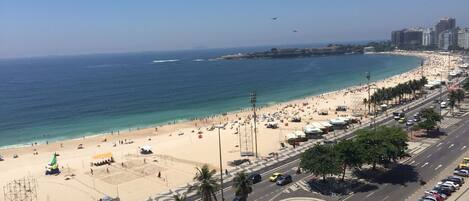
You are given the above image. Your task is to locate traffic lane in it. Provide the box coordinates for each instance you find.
[221,158,303,201]
[373,123,469,201]
[346,118,469,201]
[218,90,446,201]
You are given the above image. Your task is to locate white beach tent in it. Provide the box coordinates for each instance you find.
[303,125,322,134]
[140,145,153,154]
[310,122,326,130]
[329,118,347,126]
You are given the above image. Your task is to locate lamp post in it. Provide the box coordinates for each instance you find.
[366,72,371,115]
[215,124,225,201]
[250,92,258,158]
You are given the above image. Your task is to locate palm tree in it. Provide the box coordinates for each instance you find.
[232,171,253,201]
[191,165,219,201]
[173,193,187,201]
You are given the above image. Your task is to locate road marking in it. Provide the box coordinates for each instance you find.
[435,164,443,170]
[409,160,415,165]
[366,192,375,198]
[437,147,442,151]
[382,195,390,201]
[449,144,454,149]
[462,146,467,150]
[427,154,432,158]
[437,142,443,147]
[421,162,429,168]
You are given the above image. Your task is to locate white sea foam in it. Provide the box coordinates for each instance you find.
[152,59,180,63]
[193,59,204,62]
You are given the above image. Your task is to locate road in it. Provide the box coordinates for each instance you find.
[214,87,458,201]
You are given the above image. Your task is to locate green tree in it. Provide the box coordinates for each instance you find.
[355,128,386,170]
[418,108,442,132]
[190,165,219,201]
[463,80,469,92]
[232,171,252,201]
[335,139,364,181]
[355,126,408,169]
[300,144,342,181]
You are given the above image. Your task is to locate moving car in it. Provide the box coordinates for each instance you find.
[248,173,262,184]
[276,175,292,186]
[440,101,447,108]
[398,117,406,124]
[269,173,282,182]
[406,119,414,126]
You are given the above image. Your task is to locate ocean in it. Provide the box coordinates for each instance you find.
[0,47,421,147]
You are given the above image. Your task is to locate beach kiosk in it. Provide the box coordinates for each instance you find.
[45,154,60,175]
[92,152,114,166]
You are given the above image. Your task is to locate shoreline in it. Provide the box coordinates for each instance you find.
[0,54,420,150]
[0,50,460,201]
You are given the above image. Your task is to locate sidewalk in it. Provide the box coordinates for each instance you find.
[152,87,448,201]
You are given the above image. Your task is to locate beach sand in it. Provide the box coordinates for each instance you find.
[0,51,462,201]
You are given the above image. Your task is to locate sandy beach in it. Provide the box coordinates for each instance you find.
[0,51,462,201]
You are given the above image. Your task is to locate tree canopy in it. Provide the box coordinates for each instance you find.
[418,108,442,131]
[300,144,342,181]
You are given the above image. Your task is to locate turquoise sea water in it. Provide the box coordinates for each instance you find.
[0,48,421,147]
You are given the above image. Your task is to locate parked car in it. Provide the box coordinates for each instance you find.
[425,190,448,200]
[433,186,452,196]
[447,175,464,184]
[248,173,262,184]
[437,181,460,189]
[276,175,292,186]
[454,169,469,177]
[435,183,456,192]
[269,173,282,182]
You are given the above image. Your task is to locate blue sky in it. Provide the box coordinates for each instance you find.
[1,0,469,58]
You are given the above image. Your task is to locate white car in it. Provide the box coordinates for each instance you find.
[437,181,460,189]
[440,101,447,108]
[454,169,469,177]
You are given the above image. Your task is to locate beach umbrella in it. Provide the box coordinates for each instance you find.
[50,154,57,166]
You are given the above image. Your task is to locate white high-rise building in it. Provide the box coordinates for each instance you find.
[422,28,435,46]
[458,28,469,49]
[439,30,456,50]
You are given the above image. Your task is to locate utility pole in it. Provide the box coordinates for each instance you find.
[421,59,424,78]
[216,125,225,201]
[250,92,258,158]
[366,72,371,115]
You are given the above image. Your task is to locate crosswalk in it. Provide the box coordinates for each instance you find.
[283,179,311,193]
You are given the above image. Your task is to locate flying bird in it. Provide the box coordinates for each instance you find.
[293,30,298,33]
[271,17,278,20]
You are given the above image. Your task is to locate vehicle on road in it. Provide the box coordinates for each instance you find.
[398,117,406,124]
[269,173,282,182]
[406,119,414,126]
[275,175,292,186]
[248,173,262,184]
[454,169,469,177]
[440,101,447,108]
[432,186,452,196]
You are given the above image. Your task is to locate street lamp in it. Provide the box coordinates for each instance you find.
[250,92,258,158]
[366,72,371,115]
[215,124,225,201]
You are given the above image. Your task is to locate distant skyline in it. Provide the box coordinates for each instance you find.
[1,0,469,58]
